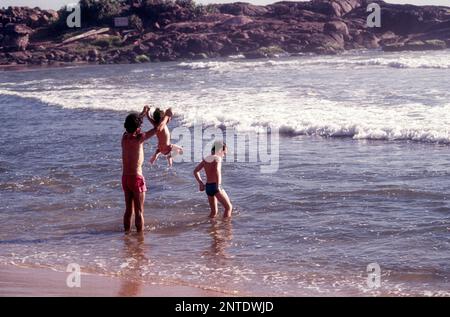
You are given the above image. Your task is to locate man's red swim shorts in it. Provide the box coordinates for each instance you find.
[122,175,147,193]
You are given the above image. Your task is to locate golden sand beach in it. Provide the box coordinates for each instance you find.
[0,265,226,297]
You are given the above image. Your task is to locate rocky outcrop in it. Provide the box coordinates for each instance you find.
[2,23,33,51]
[0,0,449,67]
[0,6,58,27]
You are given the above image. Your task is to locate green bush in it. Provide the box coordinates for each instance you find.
[135,54,150,63]
[92,38,112,48]
[112,36,123,46]
[92,36,123,49]
[79,0,123,25]
[51,0,124,31]
[258,46,286,55]
[143,0,176,21]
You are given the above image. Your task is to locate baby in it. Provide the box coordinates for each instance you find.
[146,106,183,167]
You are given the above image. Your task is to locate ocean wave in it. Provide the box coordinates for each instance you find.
[175,50,450,71]
[177,61,222,70]
[356,59,450,69]
[277,124,450,143]
[188,120,450,144]
[177,58,450,71]
[178,98,450,145]
[2,90,450,145]
[2,49,450,147]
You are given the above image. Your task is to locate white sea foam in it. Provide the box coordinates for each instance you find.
[2,85,450,144]
[1,49,449,144]
[175,50,450,71]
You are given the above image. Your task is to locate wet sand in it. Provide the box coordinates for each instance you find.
[0,265,227,297]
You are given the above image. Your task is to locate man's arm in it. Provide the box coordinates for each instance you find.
[144,105,157,126]
[194,161,206,191]
[146,112,157,126]
[141,128,157,141]
[139,106,149,120]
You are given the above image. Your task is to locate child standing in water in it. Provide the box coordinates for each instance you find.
[193,141,233,218]
[146,107,183,167]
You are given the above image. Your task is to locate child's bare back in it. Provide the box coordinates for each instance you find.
[156,125,171,149]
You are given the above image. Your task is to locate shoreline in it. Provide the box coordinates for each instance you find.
[0,264,230,297]
[0,48,445,73]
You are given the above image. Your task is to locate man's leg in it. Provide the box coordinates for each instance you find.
[207,195,218,218]
[133,191,145,232]
[215,190,233,218]
[124,190,134,233]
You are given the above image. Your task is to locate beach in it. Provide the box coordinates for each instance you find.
[0,264,225,297]
[0,50,449,296]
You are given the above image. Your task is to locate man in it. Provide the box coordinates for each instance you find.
[122,106,173,232]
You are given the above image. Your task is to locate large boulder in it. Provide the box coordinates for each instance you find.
[304,32,346,54]
[186,36,210,54]
[289,0,363,17]
[330,0,363,17]
[324,20,349,37]
[2,23,33,51]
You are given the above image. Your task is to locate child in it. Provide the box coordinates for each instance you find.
[193,141,233,218]
[122,106,172,232]
[146,107,183,167]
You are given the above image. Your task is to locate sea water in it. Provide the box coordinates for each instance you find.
[0,50,449,296]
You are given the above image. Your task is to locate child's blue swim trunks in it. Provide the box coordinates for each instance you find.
[205,183,223,197]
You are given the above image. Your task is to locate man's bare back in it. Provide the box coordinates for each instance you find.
[122,132,145,176]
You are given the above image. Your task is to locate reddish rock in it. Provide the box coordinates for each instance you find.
[0,1,448,64]
[324,21,349,37]
[216,3,268,16]
[2,23,32,51]
[218,15,253,28]
[133,44,149,54]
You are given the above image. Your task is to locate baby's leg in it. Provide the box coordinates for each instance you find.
[150,148,161,164]
[207,195,218,218]
[171,144,183,155]
[167,155,173,167]
[215,190,233,218]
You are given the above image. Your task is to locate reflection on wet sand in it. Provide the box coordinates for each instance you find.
[204,219,233,264]
[118,232,148,296]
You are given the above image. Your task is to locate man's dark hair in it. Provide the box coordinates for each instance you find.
[211,142,227,155]
[124,113,142,134]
